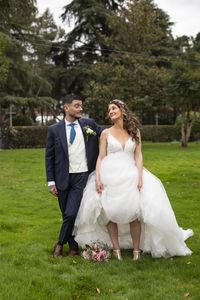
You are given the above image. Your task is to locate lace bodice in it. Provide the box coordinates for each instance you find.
[107,133,136,156]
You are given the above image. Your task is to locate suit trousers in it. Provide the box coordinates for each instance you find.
[57,172,89,250]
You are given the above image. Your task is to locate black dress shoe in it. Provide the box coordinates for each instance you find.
[53,243,63,258]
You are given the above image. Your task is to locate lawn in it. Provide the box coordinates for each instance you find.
[0,142,199,300]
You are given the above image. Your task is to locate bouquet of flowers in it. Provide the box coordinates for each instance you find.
[82,242,110,262]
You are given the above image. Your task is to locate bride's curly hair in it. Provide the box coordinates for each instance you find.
[109,99,141,144]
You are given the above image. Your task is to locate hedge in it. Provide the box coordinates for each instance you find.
[141,125,180,142]
[1,124,200,149]
[4,126,48,148]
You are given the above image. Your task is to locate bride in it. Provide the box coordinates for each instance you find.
[74,99,193,260]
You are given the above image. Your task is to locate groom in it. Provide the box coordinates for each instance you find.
[45,95,102,257]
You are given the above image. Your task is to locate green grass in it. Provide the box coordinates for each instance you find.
[0,142,199,300]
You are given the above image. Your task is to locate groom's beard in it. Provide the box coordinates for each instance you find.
[69,113,82,120]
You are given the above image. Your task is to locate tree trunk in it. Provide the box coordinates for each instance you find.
[29,106,37,123]
[41,108,44,126]
[181,111,194,147]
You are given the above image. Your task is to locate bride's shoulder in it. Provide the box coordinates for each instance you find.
[100,128,110,140]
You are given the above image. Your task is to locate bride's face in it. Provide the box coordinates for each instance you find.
[108,104,122,121]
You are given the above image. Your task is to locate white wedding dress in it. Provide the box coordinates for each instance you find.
[74,133,193,257]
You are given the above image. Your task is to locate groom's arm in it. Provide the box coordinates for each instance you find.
[45,126,58,196]
[45,126,55,183]
[91,119,104,137]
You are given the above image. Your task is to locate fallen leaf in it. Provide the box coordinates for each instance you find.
[186,261,191,265]
[72,260,77,264]
[183,292,190,298]
[96,288,101,294]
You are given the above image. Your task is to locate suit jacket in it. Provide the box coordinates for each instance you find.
[45,118,102,191]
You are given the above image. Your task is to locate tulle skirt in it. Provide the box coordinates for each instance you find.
[74,153,193,257]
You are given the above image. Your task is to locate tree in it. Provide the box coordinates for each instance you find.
[0,0,37,94]
[0,33,10,88]
[0,0,37,38]
[51,0,124,97]
[168,35,200,147]
[0,2,61,125]
[83,0,174,123]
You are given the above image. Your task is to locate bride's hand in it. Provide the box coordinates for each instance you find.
[96,179,104,193]
[137,177,143,191]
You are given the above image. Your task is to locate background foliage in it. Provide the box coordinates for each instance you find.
[0,0,200,147]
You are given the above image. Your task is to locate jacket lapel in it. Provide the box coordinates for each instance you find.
[59,120,68,157]
[78,119,87,144]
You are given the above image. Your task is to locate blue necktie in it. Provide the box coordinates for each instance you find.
[69,123,76,144]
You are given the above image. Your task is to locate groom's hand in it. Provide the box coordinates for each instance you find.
[49,185,58,197]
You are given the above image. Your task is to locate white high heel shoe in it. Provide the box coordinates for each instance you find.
[133,250,141,261]
[113,249,122,261]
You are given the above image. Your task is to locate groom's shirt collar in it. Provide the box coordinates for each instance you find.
[64,119,79,126]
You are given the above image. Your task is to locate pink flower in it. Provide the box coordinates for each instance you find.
[82,242,110,262]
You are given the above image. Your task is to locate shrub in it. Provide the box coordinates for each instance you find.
[12,115,32,126]
[45,119,57,126]
[141,125,180,142]
[6,126,48,148]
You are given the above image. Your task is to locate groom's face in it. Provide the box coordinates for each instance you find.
[64,100,83,120]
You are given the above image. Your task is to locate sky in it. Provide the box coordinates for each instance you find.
[37,0,200,37]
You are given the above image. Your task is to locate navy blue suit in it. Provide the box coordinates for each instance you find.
[45,118,102,250]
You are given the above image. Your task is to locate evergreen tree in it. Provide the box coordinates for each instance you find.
[83,0,174,123]
[168,34,200,147]
[0,2,60,124]
[0,33,10,88]
[51,0,124,96]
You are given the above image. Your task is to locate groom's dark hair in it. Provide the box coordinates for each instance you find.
[63,94,83,105]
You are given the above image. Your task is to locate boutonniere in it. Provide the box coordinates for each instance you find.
[83,125,96,141]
